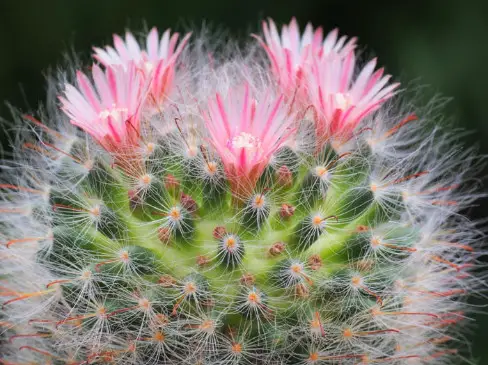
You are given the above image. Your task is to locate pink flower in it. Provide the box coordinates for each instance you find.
[93,28,191,104]
[255,17,356,101]
[204,85,294,197]
[60,62,148,151]
[308,53,400,140]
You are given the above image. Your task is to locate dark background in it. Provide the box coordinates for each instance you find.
[0,0,487,362]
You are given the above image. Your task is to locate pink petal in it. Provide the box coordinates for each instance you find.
[146,27,159,60]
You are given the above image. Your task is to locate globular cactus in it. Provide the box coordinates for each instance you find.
[0,18,486,364]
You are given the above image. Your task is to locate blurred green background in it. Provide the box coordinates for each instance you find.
[0,0,487,362]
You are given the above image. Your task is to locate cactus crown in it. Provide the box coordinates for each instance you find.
[0,18,485,365]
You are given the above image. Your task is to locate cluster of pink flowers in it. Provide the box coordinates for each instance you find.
[61,28,190,150]
[255,17,399,141]
[61,19,398,195]
[255,18,356,103]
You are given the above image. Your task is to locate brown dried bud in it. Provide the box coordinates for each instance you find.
[308,254,323,271]
[276,165,293,187]
[280,203,296,219]
[158,227,172,244]
[196,255,211,267]
[155,313,169,325]
[164,174,179,191]
[213,226,227,240]
[158,274,177,287]
[201,298,215,307]
[356,225,370,233]
[295,283,310,298]
[226,326,238,338]
[180,193,198,214]
[269,242,286,257]
[128,189,141,209]
[356,259,375,272]
[240,273,255,286]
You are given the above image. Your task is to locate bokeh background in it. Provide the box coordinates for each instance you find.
[0,0,487,362]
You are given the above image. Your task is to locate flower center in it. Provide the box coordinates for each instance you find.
[334,92,353,111]
[229,132,262,151]
[140,174,152,186]
[119,250,130,263]
[144,61,154,73]
[99,104,128,121]
[370,236,382,248]
[90,205,101,217]
[96,306,107,318]
[351,276,363,287]
[247,291,260,304]
[199,320,215,333]
[253,194,266,208]
[290,263,303,274]
[145,142,155,155]
[314,166,329,179]
[153,331,165,342]
[312,215,324,227]
[169,206,181,221]
[343,328,353,338]
[231,343,243,353]
[138,298,151,310]
[225,236,236,249]
[80,270,92,280]
[184,282,197,295]
[309,352,319,362]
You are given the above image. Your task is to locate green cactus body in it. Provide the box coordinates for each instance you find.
[36,136,413,364]
[0,18,484,365]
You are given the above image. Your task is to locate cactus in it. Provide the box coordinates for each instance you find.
[0,18,485,364]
